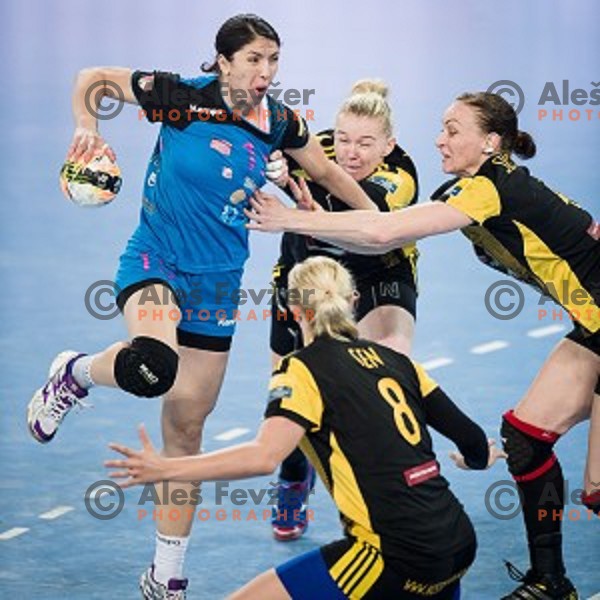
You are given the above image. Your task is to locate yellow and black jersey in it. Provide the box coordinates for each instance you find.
[265,336,487,568]
[433,153,600,333]
[280,129,419,285]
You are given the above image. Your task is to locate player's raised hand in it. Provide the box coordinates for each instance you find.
[245,190,296,232]
[449,438,507,470]
[67,127,116,164]
[485,439,507,467]
[105,424,167,488]
[288,177,322,212]
[266,150,289,187]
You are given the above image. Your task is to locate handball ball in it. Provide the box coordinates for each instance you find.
[60,154,122,207]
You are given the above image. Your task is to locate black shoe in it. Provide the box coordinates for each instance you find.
[501,561,578,599]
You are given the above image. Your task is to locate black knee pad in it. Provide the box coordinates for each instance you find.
[114,336,178,398]
[501,410,560,481]
[582,490,600,515]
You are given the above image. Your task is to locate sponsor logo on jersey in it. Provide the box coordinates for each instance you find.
[191,105,226,118]
[243,142,257,170]
[218,317,237,327]
[243,177,258,192]
[268,386,293,402]
[403,460,440,487]
[449,185,463,197]
[229,188,246,205]
[142,196,156,214]
[210,138,232,156]
[369,174,398,194]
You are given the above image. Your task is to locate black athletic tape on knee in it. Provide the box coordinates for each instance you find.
[114,336,178,398]
[501,410,560,483]
[582,490,600,515]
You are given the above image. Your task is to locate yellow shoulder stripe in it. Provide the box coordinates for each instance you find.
[411,361,439,398]
[269,357,324,430]
[369,169,416,211]
[446,175,501,223]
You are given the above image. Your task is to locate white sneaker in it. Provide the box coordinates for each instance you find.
[140,565,188,600]
[27,351,88,443]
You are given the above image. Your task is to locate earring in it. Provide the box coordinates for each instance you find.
[484,147,494,155]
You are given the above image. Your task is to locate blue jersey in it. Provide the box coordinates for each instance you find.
[129,71,310,272]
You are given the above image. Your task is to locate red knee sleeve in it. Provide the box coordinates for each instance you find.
[502,410,561,483]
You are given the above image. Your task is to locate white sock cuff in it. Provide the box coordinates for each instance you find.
[153,533,190,584]
[72,354,95,389]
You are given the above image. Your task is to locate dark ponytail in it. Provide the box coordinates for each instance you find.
[457,92,537,160]
[201,14,280,73]
[513,130,536,159]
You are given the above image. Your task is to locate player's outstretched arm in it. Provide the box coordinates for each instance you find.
[105,418,305,488]
[423,386,506,470]
[69,66,137,163]
[247,193,471,253]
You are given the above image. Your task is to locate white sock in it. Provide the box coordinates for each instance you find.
[71,354,95,389]
[153,533,189,584]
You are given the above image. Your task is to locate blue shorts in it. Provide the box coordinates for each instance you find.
[276,538,464,599]
[115,242,243,351]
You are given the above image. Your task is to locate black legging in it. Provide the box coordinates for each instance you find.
[279,447,309,482]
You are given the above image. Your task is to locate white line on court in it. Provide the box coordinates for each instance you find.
[421,357,454,370]
[526,324,566,338]
[470,340,510,355]
[214,427,251,442]
[0,527,29,541]
[39,505,74,520]
[86,484,117,500]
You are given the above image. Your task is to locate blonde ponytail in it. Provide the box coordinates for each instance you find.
[337,78,393,137]
[288,257,358,341]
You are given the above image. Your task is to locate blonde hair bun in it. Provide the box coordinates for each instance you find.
[339,79,394,137]
[351,79,389,99]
